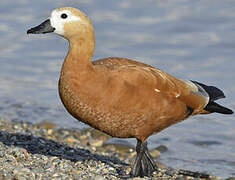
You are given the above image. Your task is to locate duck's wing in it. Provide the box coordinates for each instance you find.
[136,66,232,115]
[93,57,210,115]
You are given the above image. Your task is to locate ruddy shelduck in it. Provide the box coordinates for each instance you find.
[27,7,233,177]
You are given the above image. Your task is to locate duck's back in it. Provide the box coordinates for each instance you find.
[93,57,153,68]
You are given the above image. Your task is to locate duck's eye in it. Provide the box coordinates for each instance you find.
[61,13,68,19]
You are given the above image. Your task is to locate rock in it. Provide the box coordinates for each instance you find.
[71,131,82,139]
[155,145,168,153]
[89,139,104,147]
[165,168,177,176]
[149,148,161,158]
[71,170,82,174]
[133,178,143,180]
[47,129,53,135]
[84,128,111,143]
[156,161,167,169]
[91,175,105,180]
[175,177,185,180]
[34,121,56,129]
[66,137,78,143]
[13,168,33,180]
[102,143,134,154]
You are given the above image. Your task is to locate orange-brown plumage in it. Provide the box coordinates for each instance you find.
[27,7,233,177]
[59,52,208,141]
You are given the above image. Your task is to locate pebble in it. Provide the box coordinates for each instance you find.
[155,145,168,153]
[89,139,104,147]
[34,121,56,129]
[101,143,134,154]
[149,148,161,158]
[92,175,106,180]
[0,118,222,180]
[66,137,79,143]
[84,128,111,142]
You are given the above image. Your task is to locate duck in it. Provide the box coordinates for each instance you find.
[27,7,233,178]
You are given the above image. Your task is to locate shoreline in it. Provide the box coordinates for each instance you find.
[0,118,230,179]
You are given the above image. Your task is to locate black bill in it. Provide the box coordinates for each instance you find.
[27,19,55,34]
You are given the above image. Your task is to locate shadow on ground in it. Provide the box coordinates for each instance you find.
[0,131,128,168]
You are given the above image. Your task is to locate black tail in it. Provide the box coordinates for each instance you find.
[192,81,233,115]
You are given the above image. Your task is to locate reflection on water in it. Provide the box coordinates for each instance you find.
[0,0,234,178]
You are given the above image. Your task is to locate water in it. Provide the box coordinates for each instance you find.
[0,0,235,178]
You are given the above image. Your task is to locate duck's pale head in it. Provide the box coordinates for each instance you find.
[27,7,94,40]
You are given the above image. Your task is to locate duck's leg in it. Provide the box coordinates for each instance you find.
[130,139,157,177]
[143,145,157,172]
[118,139,157,178]
[130,139,144,176]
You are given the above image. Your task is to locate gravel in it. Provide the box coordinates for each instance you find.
[0,118,229,180]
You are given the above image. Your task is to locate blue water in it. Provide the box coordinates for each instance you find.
[0,0,234,178]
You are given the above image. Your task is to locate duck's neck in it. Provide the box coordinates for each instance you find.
[62,35,95,77]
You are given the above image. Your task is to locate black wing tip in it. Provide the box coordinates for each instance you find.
[204,101,234,115]
[219,108,234,115]
[226,108,234,114]
[27,28,38,34]
[191,80,226,101]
